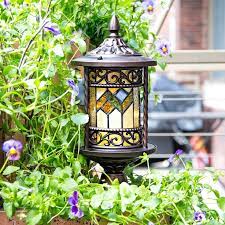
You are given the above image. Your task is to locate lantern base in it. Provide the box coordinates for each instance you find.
[81,143,156,183]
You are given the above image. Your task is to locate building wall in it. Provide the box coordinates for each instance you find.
[179,0,209,50]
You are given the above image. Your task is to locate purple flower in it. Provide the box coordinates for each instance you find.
[1,0,10,8]
[68,191,84,218]
[168,149,183,163]
[194,212,206,222]
[175,149,183,155]
[67,79,79,106]
[2,139,23,161]
[142,0,155,15]
[155,39,171,56]
[44,21,61,36]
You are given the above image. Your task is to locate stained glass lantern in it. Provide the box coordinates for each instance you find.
[74,15,157,182]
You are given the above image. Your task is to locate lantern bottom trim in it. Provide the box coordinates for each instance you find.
[81,143,156,183]
[89,127,143,148]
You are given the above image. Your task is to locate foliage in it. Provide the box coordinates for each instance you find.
[0,0,164,168]
[1,1,224,225]
[1,156,225,225]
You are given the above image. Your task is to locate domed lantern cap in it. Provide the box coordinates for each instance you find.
[73,15,157,67]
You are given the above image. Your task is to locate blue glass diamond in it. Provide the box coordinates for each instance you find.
[115,89,128,103]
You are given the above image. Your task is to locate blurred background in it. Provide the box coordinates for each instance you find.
[148,0,225,180]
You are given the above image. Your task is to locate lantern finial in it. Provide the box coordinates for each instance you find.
[109,15,120,37]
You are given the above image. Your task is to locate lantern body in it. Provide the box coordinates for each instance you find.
[87,67,143,149]
[74,16,157,182]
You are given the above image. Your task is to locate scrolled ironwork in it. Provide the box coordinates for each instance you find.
[88,67,143,85]
[89,128,143,148]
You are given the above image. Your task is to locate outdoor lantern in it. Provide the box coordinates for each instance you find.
[74,15,157,182]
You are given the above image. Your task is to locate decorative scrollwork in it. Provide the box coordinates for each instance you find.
[89,129,143,148]
[87,37,141,56]
[88,68,143,85]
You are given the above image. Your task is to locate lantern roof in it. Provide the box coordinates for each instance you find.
[73,15,157,67]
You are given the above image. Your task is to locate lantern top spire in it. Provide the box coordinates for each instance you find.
[73,15,157,67]
[109,15,120,37]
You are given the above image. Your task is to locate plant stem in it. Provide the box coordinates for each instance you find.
[18,18,49,69]
[146,156,151,188]
[179,156,187,169]
[172,202,188,225]
[0,157,9,174]
[18,0,53,69]
[35,90,69,109]
[47,202,68,223]
[77,125,80,157]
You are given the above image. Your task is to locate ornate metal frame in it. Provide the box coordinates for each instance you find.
[87,67,143,86]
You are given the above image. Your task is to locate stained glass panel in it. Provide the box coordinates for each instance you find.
[115,89,128,103]
[123,104,134,128]
[88,68,143,148]
[89,87,96,126]
[96,91,107,110]
[133,87,140,127]
[97,109,107,128]
[97,90,121,114]
[96,88,106,100]
[109,109,121,128]
[122,91,133,112]
[102,101,114,114]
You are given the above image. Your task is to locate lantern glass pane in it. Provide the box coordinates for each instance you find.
[123,103,134,128]
[97,109,107,127]
[133,87,140,128]
[109,109,121,128]
[122,89,132,112]
[89,87,96,126]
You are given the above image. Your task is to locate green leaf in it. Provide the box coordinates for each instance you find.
[44,175,50,190]
[72,160,81,177]
[143,197,161,209]
[129,39,139,49]
[91,193,103,209]
[158,61,167,71]
[53,44,64,57]
[3,65,17,77]
[61,178,77,192]
[3,166,20,176]
[120,182,131,197]
[101,200,114,210]
[71,113,89,125]
[150,184,161,194]
[3,202,14,219]
[45,64,55,78]
[24,79,36,89]
[218,197,225,211]
[101,188,118,210]
[0,55,3,67]
[26,210,42,225]
[60,118,69,127]
[76,38,87,54]
[51,120,58,128]
[207,221,222,225]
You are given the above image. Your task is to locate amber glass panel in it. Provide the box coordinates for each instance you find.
[123,104,134,128]
[89,87,96,126]
[122,91,132,112]
[133,87,140,127]
[96,88,106,100]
